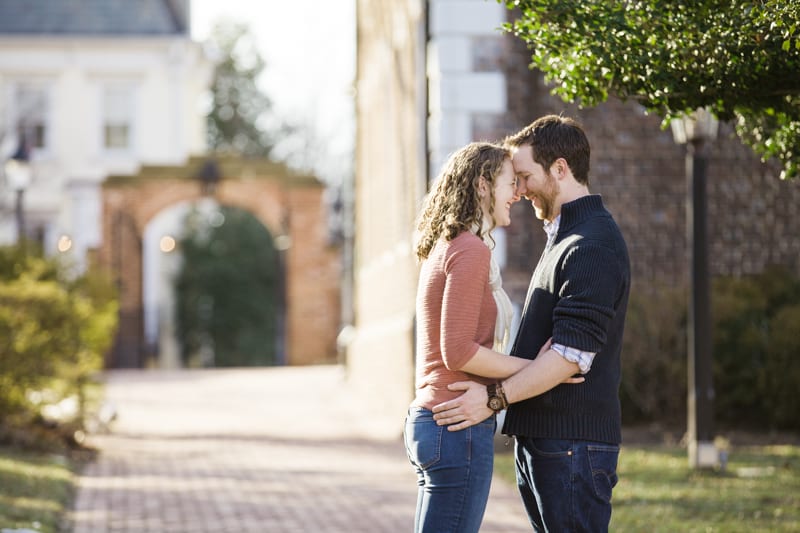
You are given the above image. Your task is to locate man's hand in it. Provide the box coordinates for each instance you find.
[431,381,493,432]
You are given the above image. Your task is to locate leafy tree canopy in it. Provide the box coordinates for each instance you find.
[501,0,800,179]
[206,21,277,157]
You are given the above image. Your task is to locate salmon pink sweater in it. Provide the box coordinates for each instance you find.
[412,231,497,409]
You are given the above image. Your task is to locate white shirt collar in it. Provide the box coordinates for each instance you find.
[543,214,561,246]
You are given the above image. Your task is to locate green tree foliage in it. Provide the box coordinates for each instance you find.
[0,246,117,448]
[175,206,281,367]
[501,0,800,179]
[206,21,277,157]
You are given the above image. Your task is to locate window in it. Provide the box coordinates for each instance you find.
[13,82,49,151]
[102,84,134,151]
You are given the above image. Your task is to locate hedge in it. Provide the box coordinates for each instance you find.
[621,265,800,432]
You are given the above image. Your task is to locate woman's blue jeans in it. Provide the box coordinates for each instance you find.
[403,407,496,533]
[514,436,620,532]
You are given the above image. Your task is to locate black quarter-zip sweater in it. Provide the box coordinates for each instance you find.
[503,195,631,444]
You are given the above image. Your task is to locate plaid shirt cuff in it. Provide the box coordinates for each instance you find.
[551,343,595,374]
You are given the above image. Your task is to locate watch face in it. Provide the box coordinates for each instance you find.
[488,397,503,411]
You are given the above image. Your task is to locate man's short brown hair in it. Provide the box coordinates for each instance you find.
[504,115,591,185]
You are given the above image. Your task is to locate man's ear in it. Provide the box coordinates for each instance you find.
[552,158,569,180]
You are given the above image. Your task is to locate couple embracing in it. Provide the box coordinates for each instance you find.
[405,115,631,532]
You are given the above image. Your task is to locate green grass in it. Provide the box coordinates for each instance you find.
[0,446,77,533]
[495,442,800,532]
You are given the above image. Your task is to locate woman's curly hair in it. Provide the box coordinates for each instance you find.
[415,142,511,261]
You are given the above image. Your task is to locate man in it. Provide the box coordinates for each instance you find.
[432,115,631,532]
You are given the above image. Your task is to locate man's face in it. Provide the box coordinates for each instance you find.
[512,145,560,222]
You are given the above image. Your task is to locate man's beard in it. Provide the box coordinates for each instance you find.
[532,171,559,221]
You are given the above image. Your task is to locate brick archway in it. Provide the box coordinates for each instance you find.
[97,156,341,368]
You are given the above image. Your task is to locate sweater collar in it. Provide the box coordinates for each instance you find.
[556,194,606,234]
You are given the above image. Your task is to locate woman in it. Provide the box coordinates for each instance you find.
[404,142,577,532]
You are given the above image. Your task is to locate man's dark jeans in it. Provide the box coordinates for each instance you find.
[515,436,619,532]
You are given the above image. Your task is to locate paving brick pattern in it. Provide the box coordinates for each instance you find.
[68,366,531,532]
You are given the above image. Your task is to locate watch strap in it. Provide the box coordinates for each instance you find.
[487,382,508,412]
[495,383,508,409]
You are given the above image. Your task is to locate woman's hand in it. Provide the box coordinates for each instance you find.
[431,381,494,431]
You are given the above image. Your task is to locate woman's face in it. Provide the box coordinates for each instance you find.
[488,158,519,227]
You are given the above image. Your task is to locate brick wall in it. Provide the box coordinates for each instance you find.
[283,185,342,365]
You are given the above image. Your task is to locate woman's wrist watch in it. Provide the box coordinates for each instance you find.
[486,383,508,412]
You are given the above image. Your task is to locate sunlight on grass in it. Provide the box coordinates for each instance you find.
[0,447,76,533]
[494,443,799,532]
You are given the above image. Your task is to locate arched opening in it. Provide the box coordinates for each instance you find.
[143,200,285,368]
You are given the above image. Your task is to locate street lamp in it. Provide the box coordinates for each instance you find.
[4,138,32,244]
[196,158,220,196]
[671,108,719,469]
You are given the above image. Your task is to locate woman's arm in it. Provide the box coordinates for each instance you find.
[459,345,533,378]
[459,338,584,383]
[438,238,582,382]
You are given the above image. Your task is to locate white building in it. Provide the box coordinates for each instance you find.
[0,0,211,271]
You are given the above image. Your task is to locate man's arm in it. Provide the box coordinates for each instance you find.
[432,348,580,431]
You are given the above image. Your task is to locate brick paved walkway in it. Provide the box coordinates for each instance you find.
[68,365,531,532]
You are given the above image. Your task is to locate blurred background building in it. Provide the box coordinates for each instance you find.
[0,0,208,269]
[0,0,341,369]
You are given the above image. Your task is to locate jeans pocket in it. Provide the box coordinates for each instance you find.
[529,438,573,458]
[404,412,443,470]
[587,444,619,504]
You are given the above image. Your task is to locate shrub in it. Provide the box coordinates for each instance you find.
[713,265,800,431]
[621,266,800,432]
[764,303,800,429]
[620,283,687,426]
[0,245,118,449]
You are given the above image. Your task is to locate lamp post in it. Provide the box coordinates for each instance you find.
[4,138,32,245]
[273,210,292,366]
[671,108,719,469]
